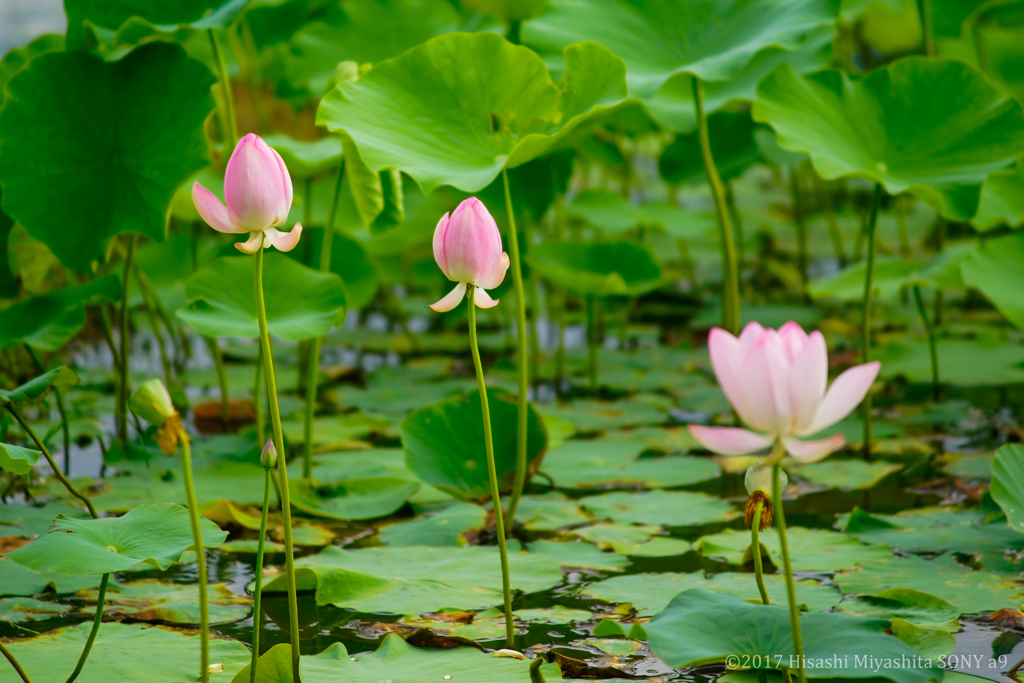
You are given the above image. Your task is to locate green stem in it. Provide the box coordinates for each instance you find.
[179,434,209,683]
[0,642,32,683]
[772,459,805,683]
[118,236,136,449]
[23,345,71,477]
[861,184,882,460]
[751,501,770,606]
[1008,653,1024,675]
[725,182,745,284]
[552,197,567,395]
[254,245,301,681]
[250,466,272,683]
[917,0,934,57]
[98,306,122,380]
[304,163,345,480]
[254,347,264,446]
[912,285,940,401]
[205,337,230,433]
[501,169,529,538]
[65,572,109,683]
[790,166,809,297]
[6,405,97,518]
[467,285,515,650]
[208,29,238,147]
[693,76,740,334]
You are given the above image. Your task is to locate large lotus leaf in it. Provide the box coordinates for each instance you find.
[581,571,841,615]
[835,554,1024,614]
[539,398,669,433]
[647,590,942,683]
[290,228,380,311]
[960,232,1024,328]
[0,597,69,623]
[793,459,903,491]
[288,477,419,521]
[78,579,250,625]
[579,489,737,527]
[0,275,121,351]
[842,506,1024,553]
[659,111,760,184]
[812,248,971,304]
[527,540,629,571]
[298,634,563,683]
[401,388,548,501]
[0,557,99,597]
[991,444,1024,535]
[0,43,215,273]
[176,253,347,341]
[515,493,593,530]
[378,502,487,547]
[526,240,663,296]
[92,461,269,511]
[5,622,249,682]
[695,527,891,572]
[6,502,228,575]
[64,0,249,49]
[874,337,1024,386]
[317,32,628,193]
[973,164,1024,230]
[260,545,562,613]
[834,589,961,632]
[565,190,697,234]
[523,0,838,98]
[0,194,14,299]
[0,366,80,406]
[0,443,40,475]
[753,58,1024,221]
[0,34,64,100]
[0,503,90,538]
[542,439,720,489]
[264,133,343,179]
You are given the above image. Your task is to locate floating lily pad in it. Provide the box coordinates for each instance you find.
[398,613,507,641]
[515,493,593,531]
[79,580,250,625]
[0,557,99,597]
[6,502,228,575]
[579,490,737,527]
[543,439,720,489]
[177,254,347,341]
[379,503,486,547]
[575,523,664,553]
[582,571,841,615]
[874,337,1024,386]
[892,617,956,660]
[288,477,419,521]
[526,240,664,297]
[792,459,903,491]
[5,622,249,682]
[93,461,269,510]
[835,554,1024,614]
[941,453,993,480]
[0,503,90,538]
[261,545,562,614]
[0,596,68,623]
[842,506,1024,553]
[833,589,961,632]
[539,399,668,433]
[515,605,593,625]
[695,527,891,572]
[282,413,389,451]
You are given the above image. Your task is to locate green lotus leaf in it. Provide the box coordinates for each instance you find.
[5,622,249,682]
[176,253,347,341]
[753,58,1024,220]
[695,526,891,572]
[6,502,228,575]
[0,366,80,406]
[564,189,703,236]
[523,0,838,98]
[0,596,69,623]
[0,557,99,597]
[960,232,1024,328]
[401,388,548,501]
[874,336,1024,386]
[515,493,593,531]
[659,111,760,184]
[64,0,249,50]
[793,459,903,491]
[527,540,628,571]
[78,579,251,625]
[264,133,343,179]
[892,617,957,659]
[0,442,41,475]
[379,502,487,547]
[579,489,738,527]
[317,32,627,193]
[538,398,669,432]
[811,245,970,304]
[834,589,962,632]
[514,605,594,625]
[842,506,1024,553]
[0,43,215,272]
[289,227,380,311]
[0,34,63,100]
[647,590,942,683]
[92,460,269,511]
[0,503,90,538]
[261,545,562,614]
[973,163,1024,230]
[542,438,720,489]
[991,444,1024,535]
[288,476,419,521]
[0,276,120,351]
[526,240,663,296]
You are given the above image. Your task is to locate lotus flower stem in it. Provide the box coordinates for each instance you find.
[751,501,770,606]
[254,244,301,681]
[725,182,745,283]
[586,295,598,389]
[303,162,345,480]
[64,572,108,683]
[254,347,265,446]
[98,305,122,381]
[1007,654,1024,675]
[467,285,516,650]
[250,465,273,683]
[208,28,238,147]
[176,431,210,683]
[771,457,805,683]
[205,337,230,432]
[500,169,530,537]
[552,196,567,394]
[916,0,934,57]
[5,405,97,518]
[117,235,137,449]
[692,76,740,335]
[861,183,882,459]
[23,345,71,476]
[912,285,940,400]
[0,642,31,683]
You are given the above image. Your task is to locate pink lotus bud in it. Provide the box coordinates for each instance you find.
[191,133,302,254]
[430,197,510,312]
[688,321,881,463]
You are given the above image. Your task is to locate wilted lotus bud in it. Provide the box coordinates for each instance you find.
[260,438,278,469]
[743,463,787,531]
[130,379,184,455]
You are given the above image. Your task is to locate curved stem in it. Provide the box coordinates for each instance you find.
[208,29,238,147]
[751,501,770,606]
[500,169,529,537]
[304,163,345,480]
[467,285,515,650]
[250,466,273,683]
[98,306,122,380]
[205,337,230,432]
[1,643,32,683]
[255,245,301,681]
[23,345,71,477]
[118,236,136,449]
[772,460,805,683]
[6,405,96,518]
[912,285,940,401]
[693,76,740,334]
[65,572,108,683]
[861,184,882,460]
[179,433,209,683]
[254,347,264,447]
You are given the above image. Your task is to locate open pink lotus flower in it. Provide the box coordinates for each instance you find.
[192,133,302,254]
[430,197,510,312]
[688,321,881,463]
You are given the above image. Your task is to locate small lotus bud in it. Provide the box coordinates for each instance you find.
[129,379,176,427]
[743,463,787,531]
[261,438,278,468]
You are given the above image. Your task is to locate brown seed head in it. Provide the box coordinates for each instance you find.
[744,490,773,531]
